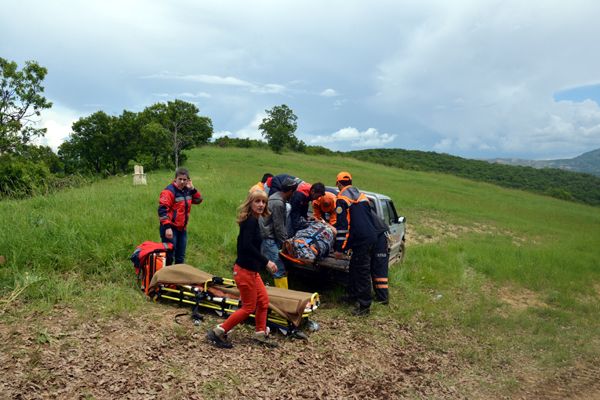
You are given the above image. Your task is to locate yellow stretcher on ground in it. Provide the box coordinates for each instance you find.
[147,264,320,338]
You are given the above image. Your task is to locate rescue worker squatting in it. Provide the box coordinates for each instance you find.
[158,167,202,265]
[312,189,338,226]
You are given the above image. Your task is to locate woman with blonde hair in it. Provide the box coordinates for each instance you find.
[207,190,278,348]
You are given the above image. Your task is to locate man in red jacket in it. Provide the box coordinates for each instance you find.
[158,168,203,265]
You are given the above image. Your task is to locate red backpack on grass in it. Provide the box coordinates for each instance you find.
[130,241,173,295]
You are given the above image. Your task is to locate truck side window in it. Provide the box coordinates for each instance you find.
[381,200,391,226]
[388,201,399,223]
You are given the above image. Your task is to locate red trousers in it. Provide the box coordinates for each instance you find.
[221,264,269,333]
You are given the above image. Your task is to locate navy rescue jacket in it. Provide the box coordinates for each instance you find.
[158,182,202,230]
[288,181,312,236]
[334,185,386,251]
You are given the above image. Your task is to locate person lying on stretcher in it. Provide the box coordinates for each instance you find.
[281,220,337,264]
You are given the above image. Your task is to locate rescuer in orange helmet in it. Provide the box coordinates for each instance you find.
[334,171,389,316]
[312,190,337,226]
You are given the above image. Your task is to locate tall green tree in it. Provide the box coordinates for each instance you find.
[0,58,52,154]
[59,111,117,174]
[20,144,63,174]
[259,104,298,153]
[141,100,212,168]
[112,110,143,171]
[139,121,171,169]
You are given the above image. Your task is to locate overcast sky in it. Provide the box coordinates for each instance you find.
[2,0,600,160]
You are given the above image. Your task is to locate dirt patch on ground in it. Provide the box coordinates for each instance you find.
[519,360,600,400]
[0,304,465,400]
[497,285,547,312]
[2,303,599,399]
[406,217,530,247]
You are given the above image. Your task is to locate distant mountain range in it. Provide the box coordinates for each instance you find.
[489,148,600,177]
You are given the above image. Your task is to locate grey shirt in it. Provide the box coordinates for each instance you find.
[260,191,288,244]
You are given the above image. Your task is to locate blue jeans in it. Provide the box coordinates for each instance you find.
[160,225,188,264]
[261,238,286,278]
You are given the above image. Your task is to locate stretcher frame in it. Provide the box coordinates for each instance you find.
[151,275,320,337]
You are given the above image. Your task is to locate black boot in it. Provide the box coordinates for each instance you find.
[351,304,370,316]
[374,297,389,305]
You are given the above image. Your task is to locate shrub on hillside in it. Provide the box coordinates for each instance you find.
[212,136,269,149]
[0,155,92,200]
[304,145,335,156]
[19,145,64,174]
[0,155,51,198]
[46,173,91,192]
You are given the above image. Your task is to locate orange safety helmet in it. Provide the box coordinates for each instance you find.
[336,171,352,183]
[319,191,337,213]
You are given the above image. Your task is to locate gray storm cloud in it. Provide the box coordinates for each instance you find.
[3,0,600,158]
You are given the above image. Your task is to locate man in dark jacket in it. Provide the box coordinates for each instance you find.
[288,182,326,237]
[260,177,298,289]
[158,168,203,265]
[334,171,388,315]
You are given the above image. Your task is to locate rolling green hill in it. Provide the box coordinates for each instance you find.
[347,148,600,206]
[1,147,599,398]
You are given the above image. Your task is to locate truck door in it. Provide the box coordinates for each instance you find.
[382,199,402,259]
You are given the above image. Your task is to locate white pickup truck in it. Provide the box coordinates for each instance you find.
[285,188,406,274]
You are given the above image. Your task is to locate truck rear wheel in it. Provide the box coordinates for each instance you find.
[398,238,406,263]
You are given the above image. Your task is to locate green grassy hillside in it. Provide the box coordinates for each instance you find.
[1,147,599,397]
[347,148,600,205]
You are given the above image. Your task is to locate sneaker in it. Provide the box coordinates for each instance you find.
[254,331,278,348]
[207,326,233,349]
[351,304,370,316]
